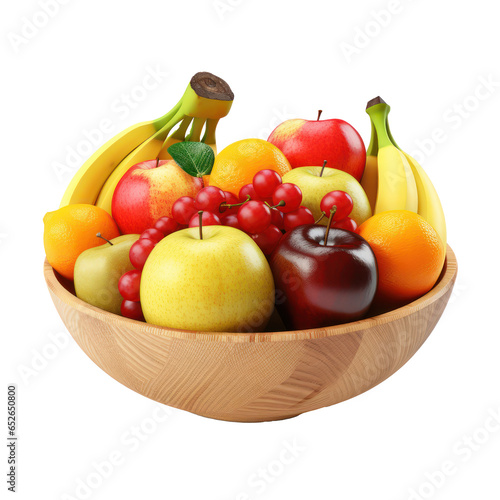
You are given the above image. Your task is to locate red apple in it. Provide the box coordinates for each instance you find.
[267,113,366,181]
[112,159,202,234]
[269,224,378,330]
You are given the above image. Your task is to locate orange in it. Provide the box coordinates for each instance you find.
[209,138,291,196]
[357,210,445,307]
[43,204,120,280]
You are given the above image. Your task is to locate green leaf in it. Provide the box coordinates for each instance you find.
[167,141,215,177]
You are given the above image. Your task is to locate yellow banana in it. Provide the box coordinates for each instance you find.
[403,152,447,247]
[361,120,378,212]
[96,74,233,214]
[366,98,418,214]
[365,96,446,249]
[95,123,174,213]
[59,104,179,207]
[61,72,233,212]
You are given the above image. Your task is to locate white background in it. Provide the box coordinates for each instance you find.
[2,0,500,499]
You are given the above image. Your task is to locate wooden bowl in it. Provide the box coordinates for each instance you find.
[44,246,457,422]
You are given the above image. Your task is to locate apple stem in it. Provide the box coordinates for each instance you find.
[96,232,113,246]
[317,110,323,121]
[319,160,328,177]
[198,211,203,240]
[323,207,336,246]
[314,211,327,224]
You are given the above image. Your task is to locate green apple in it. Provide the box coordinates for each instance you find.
[282,166,372,226]
[140,226,275,332]
[74,234,139,314]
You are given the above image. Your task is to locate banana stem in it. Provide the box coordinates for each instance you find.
[202,118,219,145]
[366,102,392,148]
[366,97,400,150]
[385,118,400,149]
[154,99,183,131]
[366,120,379,156]
[186,117,206,142]
[170,116,193,141]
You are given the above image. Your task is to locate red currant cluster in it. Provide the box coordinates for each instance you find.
[235,170,317,253]
[318,191,357,231]
[118,216,178,320]
[117,170,358,321]
[167,170,315,256]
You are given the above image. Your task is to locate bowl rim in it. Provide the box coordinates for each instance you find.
[44,245,457,344]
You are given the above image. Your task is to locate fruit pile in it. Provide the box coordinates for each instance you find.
[44,72,447,333]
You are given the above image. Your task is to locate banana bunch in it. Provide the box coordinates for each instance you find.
[361,97,447,248]
[60,72,234,214]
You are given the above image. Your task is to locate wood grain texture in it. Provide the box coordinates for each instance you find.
[44,246,457,422]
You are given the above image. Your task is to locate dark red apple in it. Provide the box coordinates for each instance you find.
[267,113,366,181]
[269,224,378,330]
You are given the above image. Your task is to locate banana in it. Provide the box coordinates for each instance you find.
[366,97,418,214]
[59,104,180,207]
[94,73,233,214]
[364,96,446,248]
[361,120,378,212]
[94,122,174,213]
[402,152,447,247]
[156,73,233,159]
[61,72,234,212]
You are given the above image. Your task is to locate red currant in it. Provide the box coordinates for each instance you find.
[320,191,353,221]
[221,213,241,230]
[253,169,282,198]
[238,184,259,202]
[251,225,282,255]
[140,228,164,243]
[284,206,315,231]
[121,300,145,321]
[188,211,221,227]
[153,216,178,236]
[129,238,156,270]
[333,217,358,232]
[237,201,272,234]
[195,186,226,213]
[172,196,197,225]
[270,208,284,230]
[272,183,302,213]
[118,269,142,302]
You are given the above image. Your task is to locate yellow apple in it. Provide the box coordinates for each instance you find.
[140,226,275,332]
[282,166,372,226]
